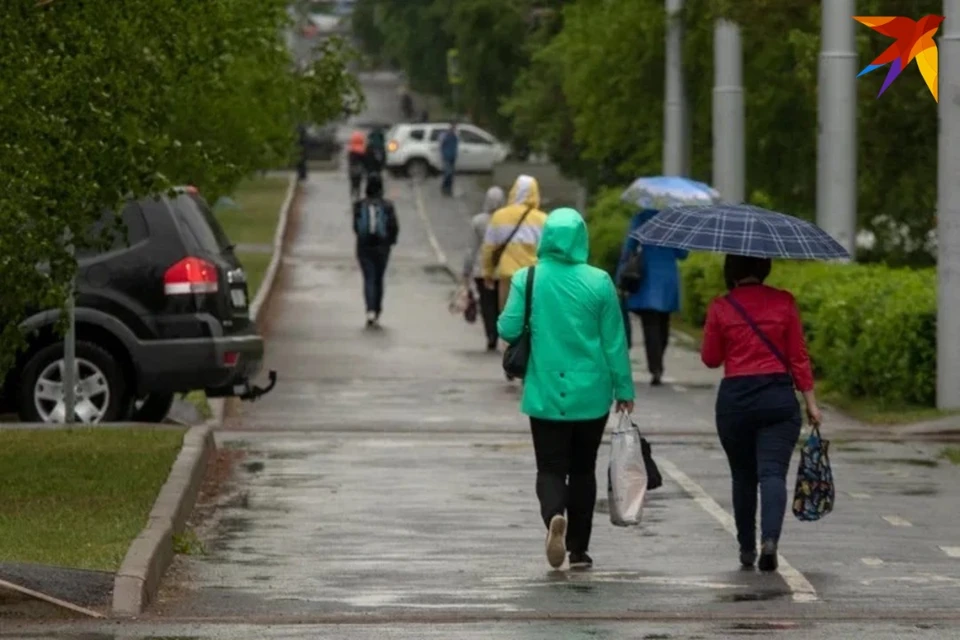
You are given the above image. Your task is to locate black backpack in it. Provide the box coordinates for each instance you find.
[617,246,645,293]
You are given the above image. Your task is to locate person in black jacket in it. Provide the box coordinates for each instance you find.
[353,173,399,327]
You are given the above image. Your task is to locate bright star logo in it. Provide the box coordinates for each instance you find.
[854,15,944,102]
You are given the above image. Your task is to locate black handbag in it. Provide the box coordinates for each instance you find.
[502,266,535,379]
[617,246,645,293]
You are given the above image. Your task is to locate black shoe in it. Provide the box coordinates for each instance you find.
[740,548,757,568]
[651,373,663,386]
[758,539,778,572]
[569,551,593,570]
[486,341,497,352]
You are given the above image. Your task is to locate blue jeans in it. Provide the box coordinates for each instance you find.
[441,159,455,194]
[715,374,801,550]
[357,245,390,314]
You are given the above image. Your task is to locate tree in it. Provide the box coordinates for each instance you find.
[0,0,362,376]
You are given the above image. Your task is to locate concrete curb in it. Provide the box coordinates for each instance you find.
[112,426,215,617]
[203,172,297,431]
[112,173,297,617]
[411,181,459,284]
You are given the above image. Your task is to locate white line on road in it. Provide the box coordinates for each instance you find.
[658,458,818,603]
[861,557,884,566]
[882,515,913,527]
[848,492,872,499]
[411,182,449,268]
[940,546,960,558]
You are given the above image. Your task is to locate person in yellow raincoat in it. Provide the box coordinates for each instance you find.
[480,174,548,312]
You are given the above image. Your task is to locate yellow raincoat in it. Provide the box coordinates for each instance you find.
[480,175,548,280]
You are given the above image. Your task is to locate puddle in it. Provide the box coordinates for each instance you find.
[716,590,788,603]
[724,621,802,633]
[852,457,939,468]
[898,485,939,496]
[265,450,311,460]
[244,461,266,473]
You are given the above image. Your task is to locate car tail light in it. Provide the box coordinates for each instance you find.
[223,352,239,367]
[387,140,399,153]
[164,257,219,295]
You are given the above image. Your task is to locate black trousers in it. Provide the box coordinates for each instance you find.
[530,414,608,554]
[474,278,499,347]
[634,310,670,376]
[357,245,390,314]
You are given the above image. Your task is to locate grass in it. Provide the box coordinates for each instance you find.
[940,447,960,464]
[670,315,951,426]
[0,428,186,570]
[184,175,291,419]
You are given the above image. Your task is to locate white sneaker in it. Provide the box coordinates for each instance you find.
[545,514,567,569]
[366,311,376,326]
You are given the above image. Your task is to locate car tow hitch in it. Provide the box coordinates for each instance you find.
[238,370,277,401]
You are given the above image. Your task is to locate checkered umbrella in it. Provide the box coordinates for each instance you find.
[630,203,850,260]
[620,176,721,209]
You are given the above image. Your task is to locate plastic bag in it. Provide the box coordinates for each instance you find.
[448,284,470,315]
[608,413,648,526]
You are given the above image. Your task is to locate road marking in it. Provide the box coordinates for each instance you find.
[940,546,960,558]
[861,557,884,566]
[411,182,449,268]
[658,457,818,603]
[848,492,872,499]
[882,515,912,527]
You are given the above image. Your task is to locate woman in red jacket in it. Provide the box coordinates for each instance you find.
[701,255,822,572]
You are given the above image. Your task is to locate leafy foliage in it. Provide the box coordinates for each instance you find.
[0,0,361,376]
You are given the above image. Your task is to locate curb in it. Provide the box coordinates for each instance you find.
[112,173,298,618]
[204,172,297,429]
[411,180,459,284]
[112,426,215,617]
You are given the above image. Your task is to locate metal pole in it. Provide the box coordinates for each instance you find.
[63,245,76,424]
[816,0,857,256]
[937,0,960,410]
[712,19,745,203]
[663,0,690,176]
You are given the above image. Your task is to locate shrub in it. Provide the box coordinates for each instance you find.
[585,187,635,277]
[679,257,936,407]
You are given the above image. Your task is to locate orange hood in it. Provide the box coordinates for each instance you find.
[348,131,366,154]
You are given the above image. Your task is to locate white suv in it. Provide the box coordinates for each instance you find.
[385,122,509,177]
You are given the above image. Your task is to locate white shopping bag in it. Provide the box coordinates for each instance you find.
[608,412,648,526]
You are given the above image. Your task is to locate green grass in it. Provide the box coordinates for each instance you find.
[0,428,186,570]
[940,447,960,464]
[185,175,291,419]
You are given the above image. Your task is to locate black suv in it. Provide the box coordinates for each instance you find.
[3,187,274,423]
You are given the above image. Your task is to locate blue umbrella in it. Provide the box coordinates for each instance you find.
[621,176,721,209]
[630,203,850,260]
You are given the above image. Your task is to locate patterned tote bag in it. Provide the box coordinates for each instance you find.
[792,424,835,522]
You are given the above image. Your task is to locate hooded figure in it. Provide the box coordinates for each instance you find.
[497,207,635,570]
[480,175,548,311]
[462,186,507,350]
[347,131,367,200]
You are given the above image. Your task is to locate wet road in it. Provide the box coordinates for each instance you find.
[5,72,960,639]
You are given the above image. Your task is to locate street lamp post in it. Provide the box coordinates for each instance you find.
[937,0,960,409]
[663,0,690,176]
[816,0,858,256]
[712,19,745,203]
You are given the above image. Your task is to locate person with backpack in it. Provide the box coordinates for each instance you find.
[615,209,688,386]
[347,131,367,202]
[353,173,399,327]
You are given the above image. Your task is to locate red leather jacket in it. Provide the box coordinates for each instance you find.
[700,283,814,392]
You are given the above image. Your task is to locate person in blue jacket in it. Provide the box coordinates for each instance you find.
[439,123,459,196]
[616,209,689,386]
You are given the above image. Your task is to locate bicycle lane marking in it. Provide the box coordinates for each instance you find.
[658,457,819,603]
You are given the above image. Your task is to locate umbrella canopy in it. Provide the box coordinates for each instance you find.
[621,176,721,209]
[630,203,850,260]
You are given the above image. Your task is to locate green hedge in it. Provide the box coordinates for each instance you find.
[585,187,635,277]
[677,253,936,407]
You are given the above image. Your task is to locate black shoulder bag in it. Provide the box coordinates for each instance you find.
[502,266,535,379]
[491,205,534,270]
[724,293,794,386]
[617,245,645,293]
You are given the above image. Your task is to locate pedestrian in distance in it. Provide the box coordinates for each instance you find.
[616,209,688,386]
[347,131,367,202]
[700,254,822,572]
[462,186,506,351]
[365,125,387,176]
[353,173,399,328]
[296,122,310,182]
[498,207,635,571]
[439,123,459,196]
[480,174,547,316]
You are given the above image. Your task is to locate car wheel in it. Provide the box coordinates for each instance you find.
[405,158,430,180]
[130,393,176,423]
[17,340,128,424]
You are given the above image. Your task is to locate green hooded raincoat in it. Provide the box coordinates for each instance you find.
[497,208,635,421]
